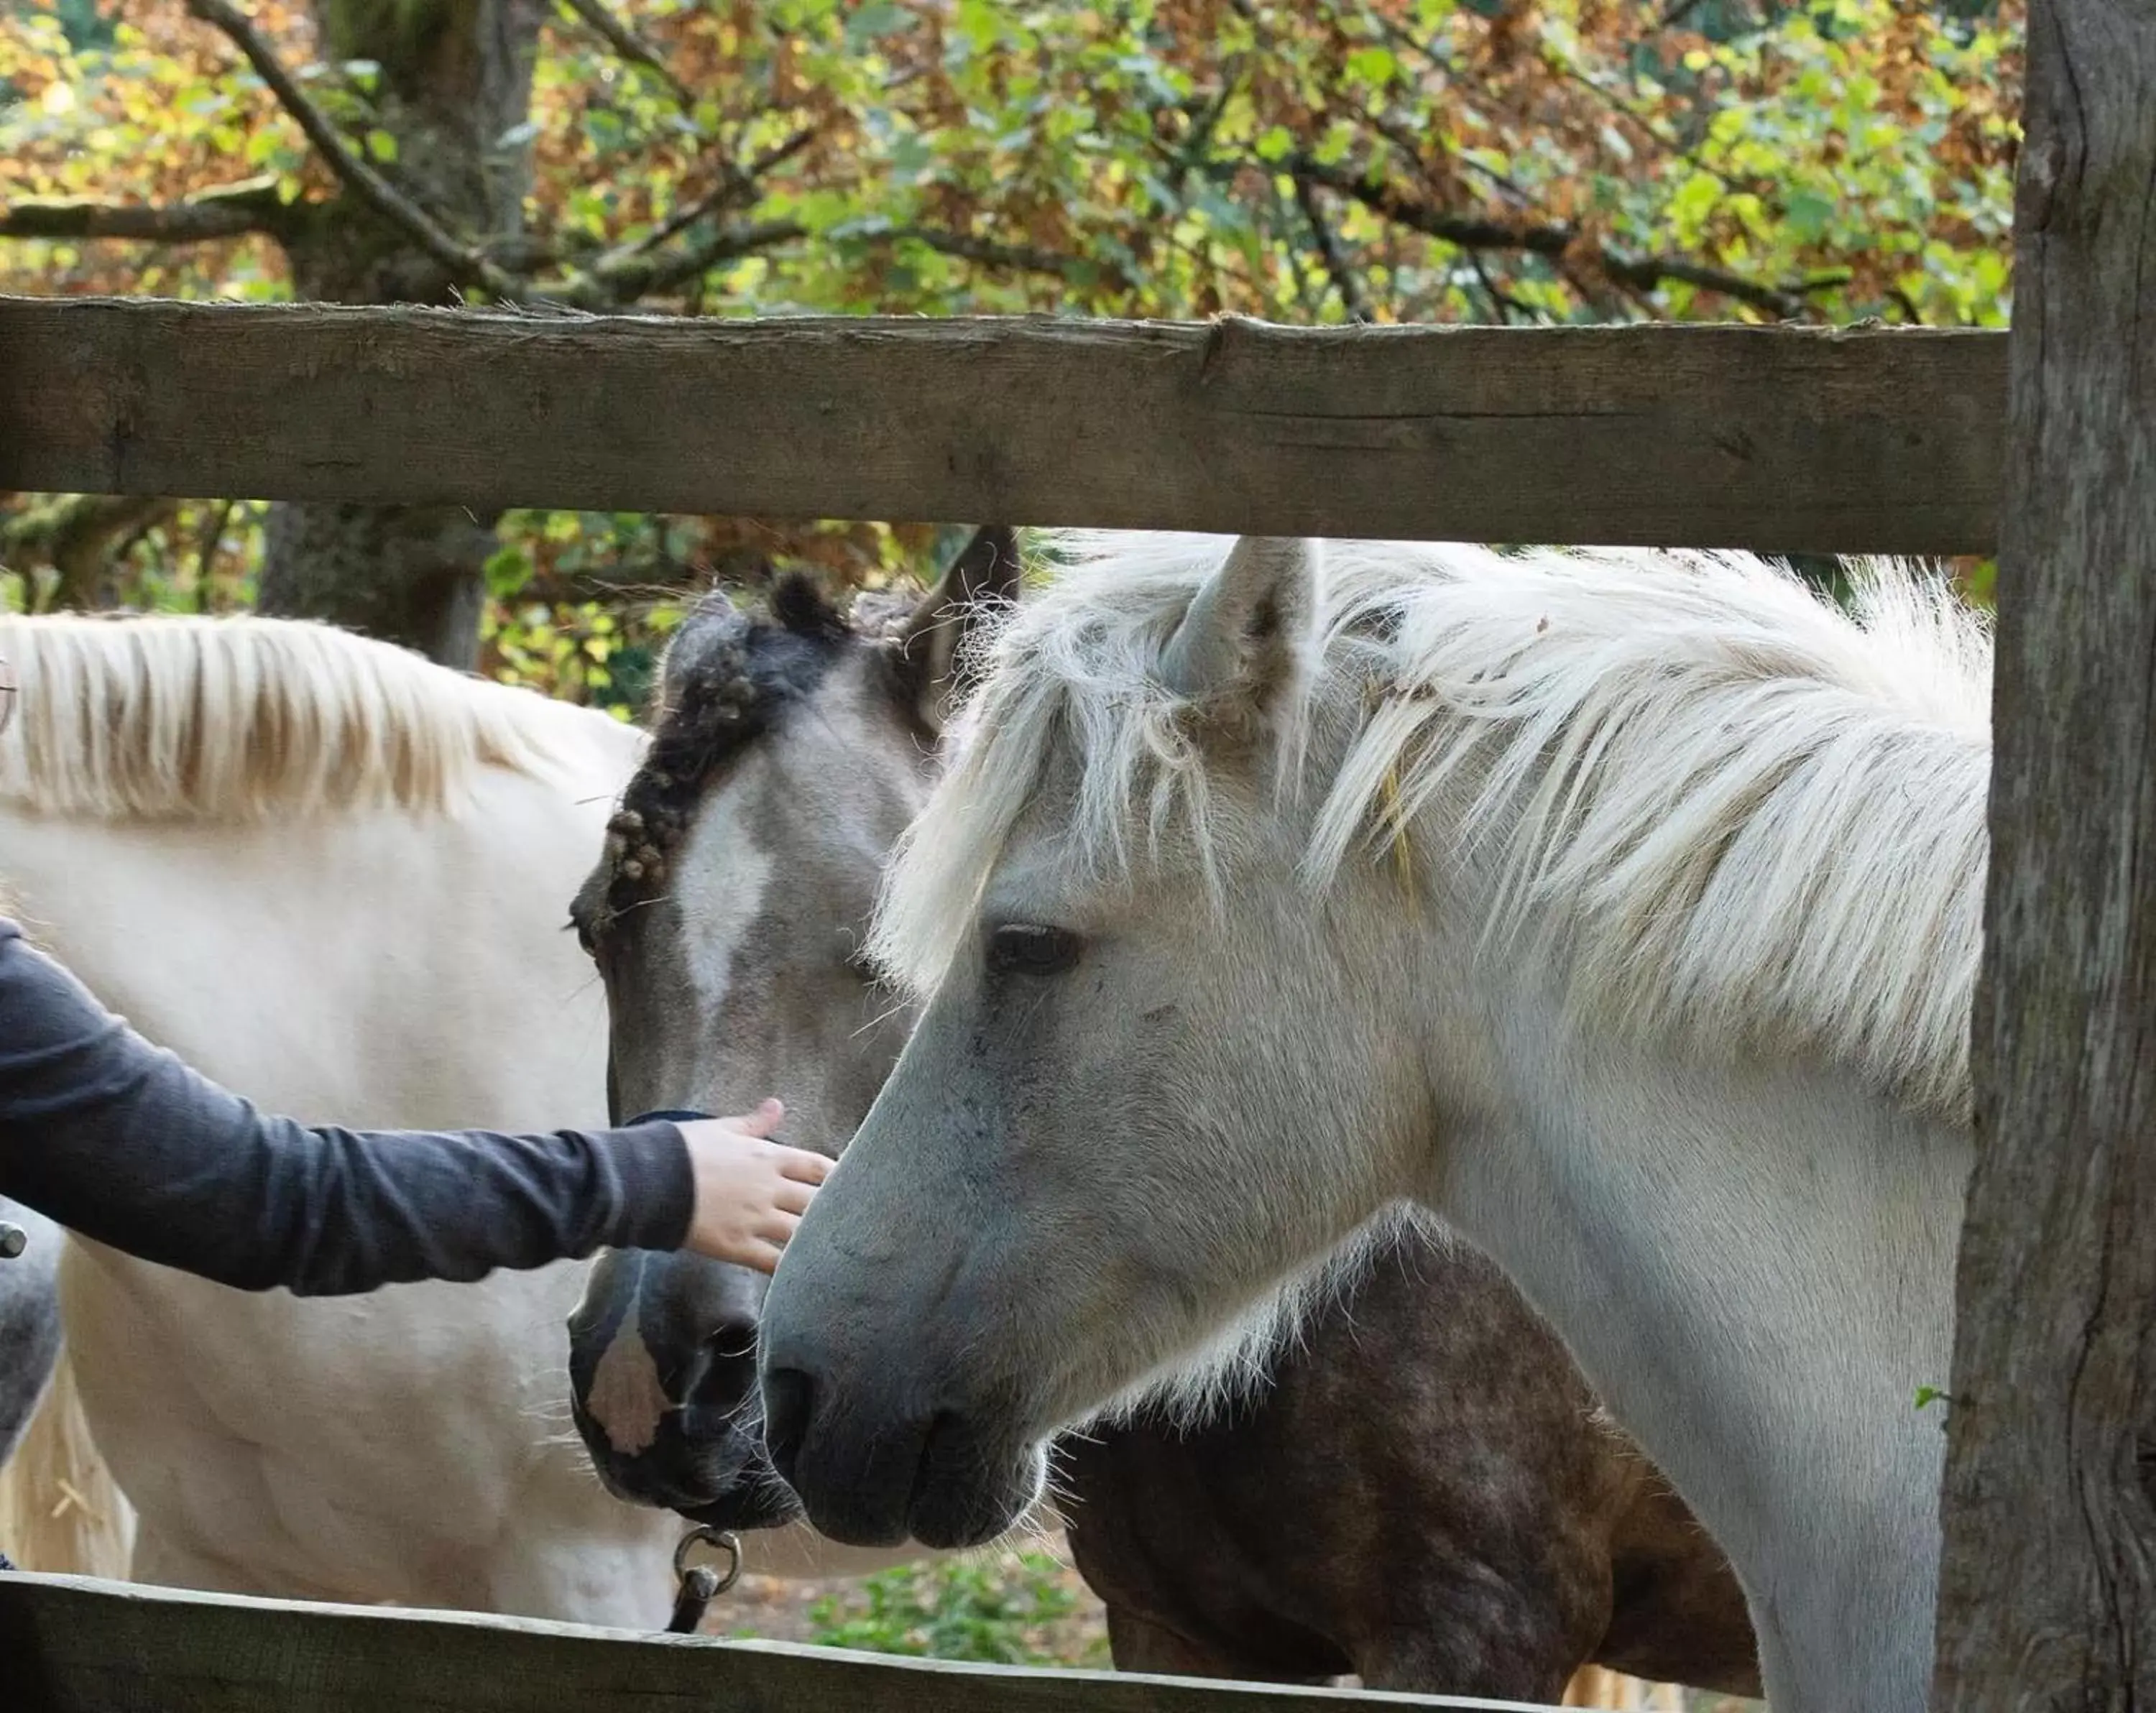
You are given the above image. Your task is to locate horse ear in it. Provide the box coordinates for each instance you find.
[887,526,1023,733]
[1159,536,1320,711]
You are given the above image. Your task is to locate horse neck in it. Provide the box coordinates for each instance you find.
[1418,971,1970,1709]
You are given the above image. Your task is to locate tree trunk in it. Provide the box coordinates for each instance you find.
[0,492,175,609]
[259,500,493,665]
[254,0,541,666]
[1932,0,2156,1703]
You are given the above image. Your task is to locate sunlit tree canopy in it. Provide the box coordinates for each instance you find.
[0,0,2020,703]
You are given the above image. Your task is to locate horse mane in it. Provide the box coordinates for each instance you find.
[0,611,583,821]
[872,532,1991,1121]
[591,573,857,929]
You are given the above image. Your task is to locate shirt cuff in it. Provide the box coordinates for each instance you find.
[600,1120,696,1250]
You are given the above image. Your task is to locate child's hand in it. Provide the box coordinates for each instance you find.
[676,1101,831,1273]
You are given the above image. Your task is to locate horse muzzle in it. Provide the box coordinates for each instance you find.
[571,1390,794,1528]
[757,1359,1044,1551]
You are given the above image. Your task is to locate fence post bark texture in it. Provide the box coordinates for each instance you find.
[1933,0,2156,1704]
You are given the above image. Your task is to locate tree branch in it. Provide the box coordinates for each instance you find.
[193,498,238,610]
[1171,61,1243,186]
[895,228,1104,280]
[616,219,1102,297]
[553,0,693,106]
[0,177,287,245]
[1291,157,1817,320]
[607,221,1115,296]
[597,218,807,298]
[184,0,530,303]
[1622,254,1812,315]
[589,121,824,274]
[1465,251,1535,325]
[1350,100,1538,214]
[1291,176,1375,322]
[1368,11,1769,200]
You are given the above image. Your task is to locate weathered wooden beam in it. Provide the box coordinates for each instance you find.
[0,296,2004,554]
[1932,0,2156,1704]
[0,1572,1526,1713]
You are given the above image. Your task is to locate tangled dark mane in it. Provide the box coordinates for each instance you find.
[594,572,854,930]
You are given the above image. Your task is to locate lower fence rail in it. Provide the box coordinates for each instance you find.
[0,1571,1561,1713]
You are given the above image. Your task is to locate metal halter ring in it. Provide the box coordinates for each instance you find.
[672,1524,742,1591]
[664,1525,742,1635]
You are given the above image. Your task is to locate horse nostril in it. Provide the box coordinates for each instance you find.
[673,1316,760,1422]
[705,1316,759,1365]
[762,1366,815,1491]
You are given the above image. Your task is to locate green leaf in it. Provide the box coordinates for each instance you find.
[364,128,398,163]
[483,545,533,599]
[1344,45,1399,89]
[953,0,1003,51]
[1783,188,1835,241]
[1669,170,1722,228]
[846,1,911,46]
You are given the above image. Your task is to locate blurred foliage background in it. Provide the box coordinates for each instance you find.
[0,0,2019,714]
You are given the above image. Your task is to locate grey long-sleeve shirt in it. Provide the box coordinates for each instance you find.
[0,919,692,1295]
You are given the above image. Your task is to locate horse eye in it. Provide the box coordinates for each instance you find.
[987,924,1082,977]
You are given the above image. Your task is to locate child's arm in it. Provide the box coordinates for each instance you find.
[0,920,821,1293]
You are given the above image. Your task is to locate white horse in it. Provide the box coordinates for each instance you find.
[757,533,1985,1713]
[0,611,903,1614]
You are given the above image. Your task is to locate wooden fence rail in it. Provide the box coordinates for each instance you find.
[0,1573,1541,1713]
[0,296,2004,554]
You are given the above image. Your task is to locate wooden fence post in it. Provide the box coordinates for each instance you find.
[1933,0,2156,1704]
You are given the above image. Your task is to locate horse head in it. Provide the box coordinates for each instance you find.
[563,528,1021,1528]
[754,533,1437,1548]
